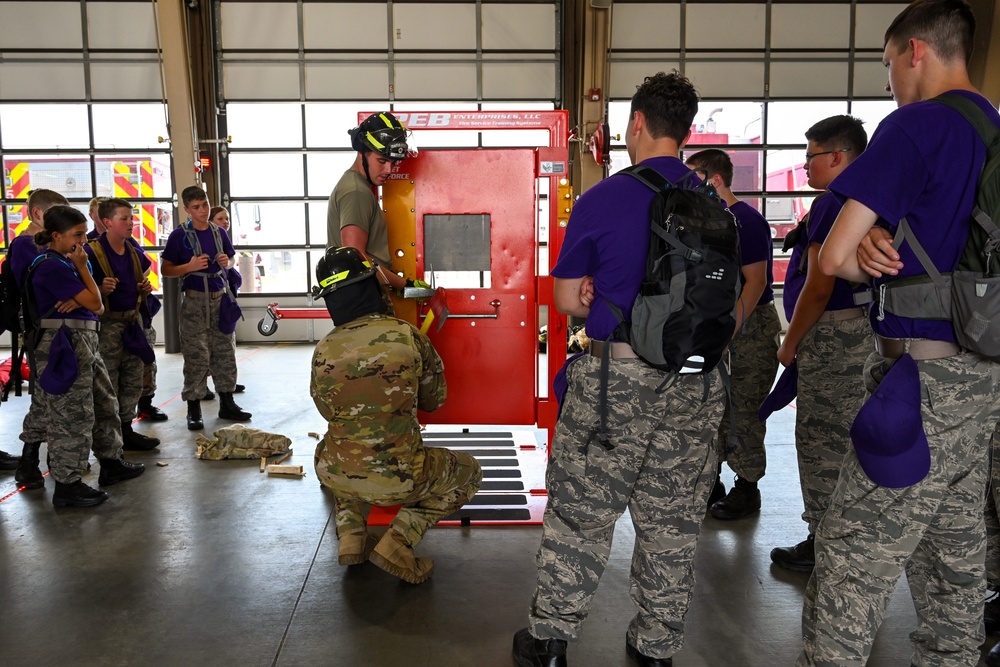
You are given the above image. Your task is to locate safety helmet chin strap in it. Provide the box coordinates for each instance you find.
[359,149,376,187]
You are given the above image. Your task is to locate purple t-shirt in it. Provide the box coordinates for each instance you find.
[10,234,43,289]
[162,222,236,292]
[782,192,866,322]
[28,250,99,322]
[730,200,774,306]
[85,234,152,313]
[829,90,998,342]
[551,156,698,340]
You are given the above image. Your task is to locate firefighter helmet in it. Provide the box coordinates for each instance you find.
[314,246,377,299]
[349,112,415,161]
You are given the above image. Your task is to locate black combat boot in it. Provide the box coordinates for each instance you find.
[218,392,251,421]
[98,457,145,486]
[770,534,815,572]
[0,449,20,470]
[234,383,245,393]
[14,441,44,490]
[199,390,216,401]
[121,422,160,451]
[52,480,108,507]
[187,400,204,431]
[626,633,673,666]
[137,395,168,422]
[512,628,567,667]
[709,476,761,521]
[707,474,726,508]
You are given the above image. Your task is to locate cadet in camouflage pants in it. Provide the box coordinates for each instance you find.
[34,328,124,482]
[795,315,871,533]
[100,319,145,423]
[528,354,726,658]
[141,325,157,398]
[715,304,780,482]
[799,352,1000,667]
[179,292,237,400]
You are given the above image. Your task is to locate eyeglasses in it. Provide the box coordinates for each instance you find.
[804,149,850,162]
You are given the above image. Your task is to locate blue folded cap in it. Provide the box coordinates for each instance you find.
[38,327,79,395]
[757,362,798,422]
[849,353,930,489]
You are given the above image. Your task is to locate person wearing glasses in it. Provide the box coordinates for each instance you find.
[771,115,872,574]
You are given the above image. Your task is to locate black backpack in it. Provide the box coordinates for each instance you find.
[0,248,21,336]
[597,165,742,448]
[608,164,742,373]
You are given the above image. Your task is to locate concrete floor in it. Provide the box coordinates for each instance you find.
[0,343,995,666]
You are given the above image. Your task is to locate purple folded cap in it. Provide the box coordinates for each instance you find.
[849,353,930,489]
[219,293,243,335]
[757,362,798,422]
[122,320,156,365]
[38,327,79,395]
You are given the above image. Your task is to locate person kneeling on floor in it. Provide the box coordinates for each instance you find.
[310,246,482,584]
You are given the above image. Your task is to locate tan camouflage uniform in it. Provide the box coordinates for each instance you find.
[179,293,238,401]
[311,314,481,547]
[32,328,124,483]
[715,303,780,481]
[798,351,1000,667]
[794,315,871,533]
[528,354,726,658]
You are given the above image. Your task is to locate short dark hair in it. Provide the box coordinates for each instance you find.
[805,115,868,157]
[685,149,734,188]
[98,197,133,222]
[630,71,700,145]
[34,205,87,246]
[884,0,975,65]
[181,185,208,207]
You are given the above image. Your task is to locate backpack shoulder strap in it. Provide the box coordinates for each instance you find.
[184,222,203,257]
[87,239,114,282]
[622,164,668,192]
[933,93,1000,147]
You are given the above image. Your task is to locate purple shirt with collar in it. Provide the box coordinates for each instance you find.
[829,90,999,342]
[85,234,152,313]
[162,222,236,292]
[551,156,698,340]
[782,191,867,322]
[28,250,99,322]
[730,200,774,306]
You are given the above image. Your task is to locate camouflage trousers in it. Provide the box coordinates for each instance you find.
[29,328,124,483]
[315,440,482,547]
[716,302,780,481]
[795,315,871,533]
[983,424,1000,589]
[99,319,144,423]
[528,354,726,660]
[799,351,1000,667]
[141,325,157,398]
[179,292,237,401]
[19,342,47,445]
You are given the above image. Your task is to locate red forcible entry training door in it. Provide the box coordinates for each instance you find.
[384,149,538,425]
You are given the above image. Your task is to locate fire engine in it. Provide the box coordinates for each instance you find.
[3,157,172,288]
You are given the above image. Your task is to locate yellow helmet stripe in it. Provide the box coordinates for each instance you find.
[366,132,386,150]
[319,269,351,288]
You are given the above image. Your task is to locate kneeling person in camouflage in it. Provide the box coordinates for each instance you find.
[310,247,482,584]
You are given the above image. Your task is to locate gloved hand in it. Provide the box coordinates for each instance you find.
[405,278,432,289]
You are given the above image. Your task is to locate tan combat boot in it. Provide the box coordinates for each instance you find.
[369,529,434,584]
[338,529,376,566]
